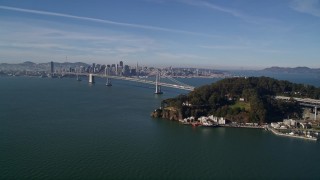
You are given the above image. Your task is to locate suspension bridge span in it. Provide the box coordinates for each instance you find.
[63,72,195,93]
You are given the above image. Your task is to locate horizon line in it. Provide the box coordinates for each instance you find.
[1,60,320,70]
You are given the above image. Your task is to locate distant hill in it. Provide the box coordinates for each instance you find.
[22,61,36,65]
[40,62,89,67]
[263,66,320,73]
[0,61,90,71]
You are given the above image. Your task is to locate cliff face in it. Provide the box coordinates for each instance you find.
[151,107,183,121]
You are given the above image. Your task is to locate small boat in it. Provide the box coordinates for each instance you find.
[191,122,201,127]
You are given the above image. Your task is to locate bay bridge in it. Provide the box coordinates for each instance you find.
[62,71,195,93]
[276,96,320,120]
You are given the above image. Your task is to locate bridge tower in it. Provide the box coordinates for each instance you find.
[76,67,82,81]
[105,67,112,86]
[89,74,95,84]
[155,71,163,94]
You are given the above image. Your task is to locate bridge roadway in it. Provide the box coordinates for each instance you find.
[65,73,195,91]
[276,96,320,108]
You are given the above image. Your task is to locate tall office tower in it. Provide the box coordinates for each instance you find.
[130,68,137,76]
[80,66,84,73]
[50,61,54,74]
[117,66,122,76]
[95,64,101,71]
[136,62,139,76]
[119,61,123,67]
[92,63,96,73]
[111,64,116,75]
[123,65,130,76]
[100,65,106,73]
[116,64,118,75]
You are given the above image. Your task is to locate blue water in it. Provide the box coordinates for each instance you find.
[1,73,320,179]
[232,70,320,87]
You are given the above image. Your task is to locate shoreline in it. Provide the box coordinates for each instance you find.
[219,124,264,129]
[268,127,317,141]
[178,120,318,141]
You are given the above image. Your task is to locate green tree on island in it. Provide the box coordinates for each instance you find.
[157,77,320,123]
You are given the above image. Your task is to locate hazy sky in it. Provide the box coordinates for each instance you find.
[0,0,319,69]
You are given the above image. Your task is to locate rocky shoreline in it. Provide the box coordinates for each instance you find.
[151,107,183,121]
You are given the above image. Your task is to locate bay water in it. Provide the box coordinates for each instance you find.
[1,73,320,179]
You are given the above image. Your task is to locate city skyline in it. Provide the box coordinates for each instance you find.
[0,0,320,69]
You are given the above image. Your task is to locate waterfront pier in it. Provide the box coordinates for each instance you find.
[267,127,317,141]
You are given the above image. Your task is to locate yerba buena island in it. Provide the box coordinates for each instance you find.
[152,77,320,140]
